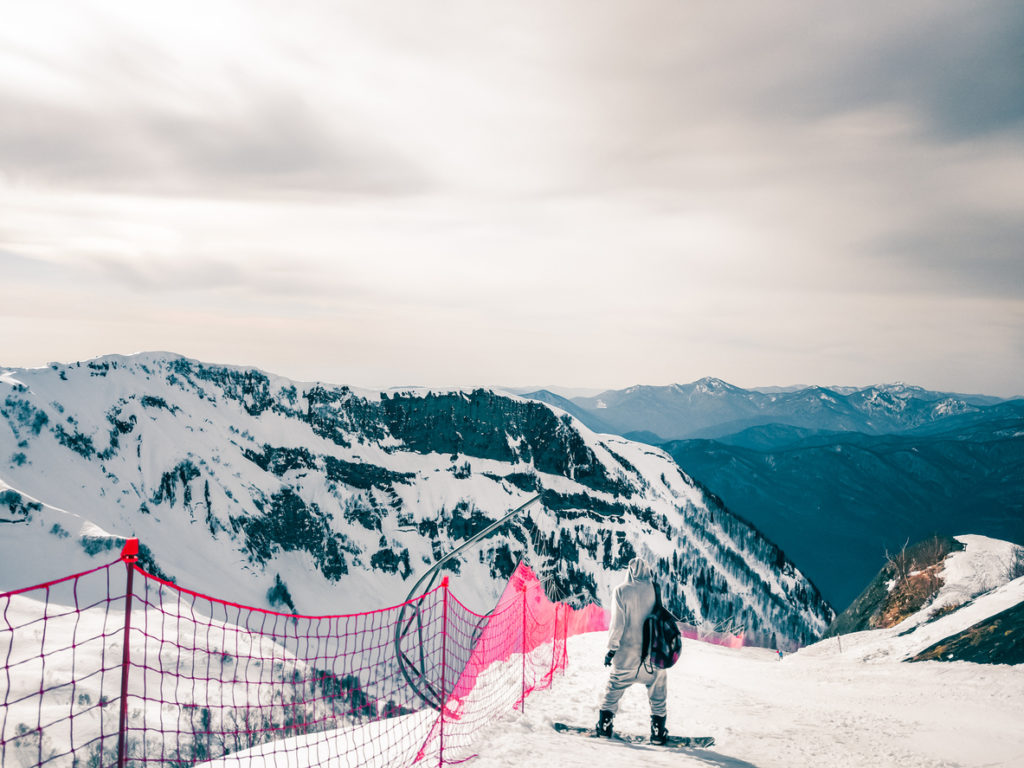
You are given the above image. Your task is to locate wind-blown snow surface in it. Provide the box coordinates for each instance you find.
[469,631,1024,768]
[0,353,829,646]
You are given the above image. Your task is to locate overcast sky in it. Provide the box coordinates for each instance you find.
[1,1,1022,395]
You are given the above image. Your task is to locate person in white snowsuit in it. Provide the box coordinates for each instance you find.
[597,557,669,744]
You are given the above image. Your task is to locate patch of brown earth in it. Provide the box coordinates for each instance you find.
[826,535,964,637]
[870,565,944,629]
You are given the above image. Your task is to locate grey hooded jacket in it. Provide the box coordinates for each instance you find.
[606,558,656,671]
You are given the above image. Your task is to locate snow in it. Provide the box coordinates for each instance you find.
[2,589,325,767]
[466,535,1024,768]
[468,631,1024,768]
[7,619,1024,768]
[5,530,1024,768]
[0,370,27,388]
[935,535,1021,609]
[198,649,537,768]
[198,711,439,768]
[934,399,968,417]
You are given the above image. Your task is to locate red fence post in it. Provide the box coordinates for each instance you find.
[117,538,139,768]
[439,576,449,768]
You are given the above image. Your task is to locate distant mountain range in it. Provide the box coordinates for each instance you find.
[518,379,1024,610]
[520,378,1007,443]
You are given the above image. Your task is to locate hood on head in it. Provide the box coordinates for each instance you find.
[627,558,653,581]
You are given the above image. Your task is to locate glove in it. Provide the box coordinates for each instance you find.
[604,650,615,667]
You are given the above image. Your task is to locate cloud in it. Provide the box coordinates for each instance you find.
[0,80,430,198]
[0,3,433,198]
[610,2,1023,133]
[796,4,1024,140]
[868,215,1024,299]
[0,0,1021,395]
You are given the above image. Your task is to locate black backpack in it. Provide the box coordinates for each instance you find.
[640,581,682,670]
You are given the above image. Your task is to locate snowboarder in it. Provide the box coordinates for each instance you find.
[596,557,669,745]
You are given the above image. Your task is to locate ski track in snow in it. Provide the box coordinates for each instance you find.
[468,632,1024,768]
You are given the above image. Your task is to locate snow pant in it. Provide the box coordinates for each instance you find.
[599,666,668,717]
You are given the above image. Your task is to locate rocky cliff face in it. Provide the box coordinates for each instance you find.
[0,353,832,646]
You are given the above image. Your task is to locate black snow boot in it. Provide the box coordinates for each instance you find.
[650,714,668,745]
[596,709,615,738]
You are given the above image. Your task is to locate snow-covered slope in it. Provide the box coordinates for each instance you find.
[455,538,1024,767]
[469,631,1024,768]
[0,353,831,646]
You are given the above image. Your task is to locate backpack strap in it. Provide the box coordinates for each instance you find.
[639,579,661,674]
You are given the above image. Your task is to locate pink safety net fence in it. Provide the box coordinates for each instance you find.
[678,622,745,650]
[1,540,607,768]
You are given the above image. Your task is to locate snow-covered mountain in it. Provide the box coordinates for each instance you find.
[0,353,831,646]
[547,378,1008,442]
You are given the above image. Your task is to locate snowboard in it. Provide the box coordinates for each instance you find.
[552,722,715,749]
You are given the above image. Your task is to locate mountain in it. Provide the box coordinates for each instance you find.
[0,353,832,646]
[500,385,607,400]
[515,381,1023,610]
[812,534,1024,665]
[548,378,1009,442]
[663,409,1024,608]
[515,389,617,437]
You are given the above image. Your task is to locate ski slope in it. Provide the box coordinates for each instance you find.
[469,537,1024,768]
[5,534,1023,767]
[469,630,1024,768]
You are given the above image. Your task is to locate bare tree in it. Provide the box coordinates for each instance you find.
[884,538,912,583]
[921,535,946,568]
